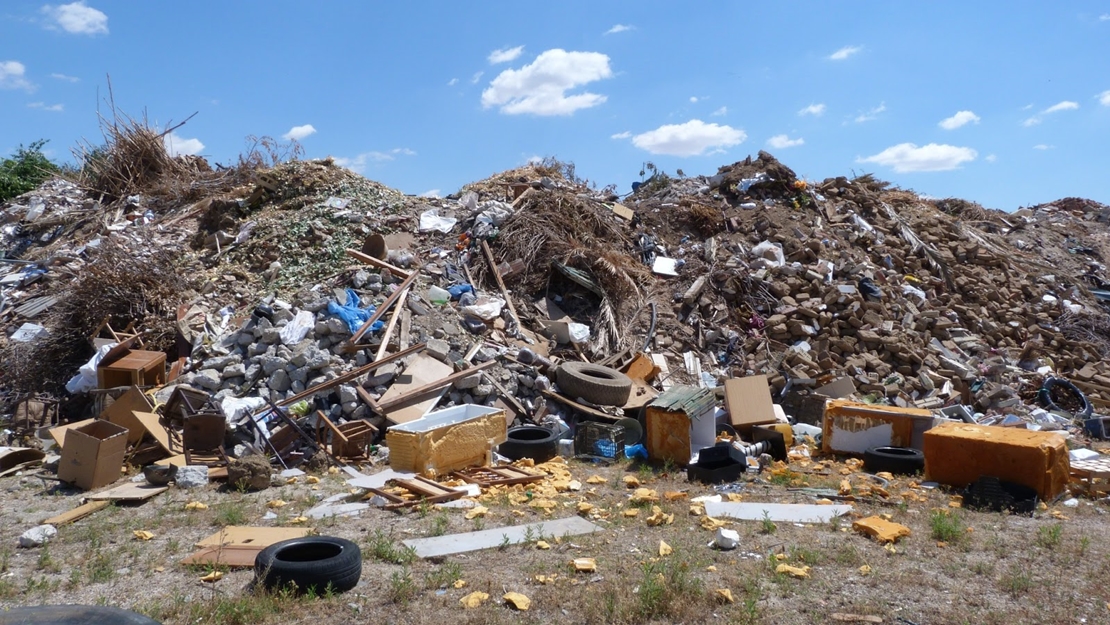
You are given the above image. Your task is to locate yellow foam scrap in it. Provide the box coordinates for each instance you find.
[460,591,489,609]
[623,475,641,488]
[658,540,672,556]
[663,491,688,500]
[646,505,674,526]
[536,541,550,550]
[464,505,489,519]
[586,475,606,484]
[700,516,727,531]
[572,558,597,572]
[503,592,531,611]
[630,488,659,504]
[622,508,640,517]
[453,579,467,589]
[852,515,911,543]
[133,530,154,541]
[775,564,810,579]
[715,588,735,603]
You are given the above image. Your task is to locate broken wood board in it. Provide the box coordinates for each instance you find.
[195,526,314,548]
[0,447,45,473]
[369,475,465,509]
[42,500,111,526]
[703,501,852,524]
[402,516,602,558]
[539,389,621,422]
[100,386,154,444]
[450,465,545,487]
[86,482,169,502]
[380,354,453,425]
[131,411,172,453]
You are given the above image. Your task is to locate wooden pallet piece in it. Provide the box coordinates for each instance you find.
[368,475,464,509]
[450,465,545,488]
[1070,458,1110,495]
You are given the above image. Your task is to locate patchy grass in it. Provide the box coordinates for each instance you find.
[366,529,416,565]
[1035,523,1063,549]
[929,509,967,544]
[1000,565,1033,597]
[387,568,418,604]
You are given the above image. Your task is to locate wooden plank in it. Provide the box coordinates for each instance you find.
[345,248,413,281]
[374,288,409,362]
[539,389,622,422]
[275,342,426,407]
[380,354,454,425]
[398,309,411,351]
[379,360,497,415]
[480,240,522,330]
[87,483,168,502]
[348,268,421,345]
[42,500,110,526]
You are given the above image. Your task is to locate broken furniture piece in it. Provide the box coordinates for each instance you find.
[96,345,166,390]
[315,411,377,462]
[89,317,144,350]
[822,399,939,454]
[450,465,545,487]
[644,385,717,466]
[368,475,465,509]
[182,412,229,468]
[386,404,507,476]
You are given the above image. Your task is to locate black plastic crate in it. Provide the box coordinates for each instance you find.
[574,422,625,461]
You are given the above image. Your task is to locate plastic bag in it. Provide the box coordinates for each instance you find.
[66,343,117,394]
[462,296,505,321]
[221,396,266,421]
[327,289,384,334]
[280,310,316,345]
[751,241,785,268]
[419,209,457,233]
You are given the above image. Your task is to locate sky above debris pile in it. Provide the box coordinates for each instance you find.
[1,1,1108,210]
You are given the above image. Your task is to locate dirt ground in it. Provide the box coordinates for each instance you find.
[0,454,1107,625]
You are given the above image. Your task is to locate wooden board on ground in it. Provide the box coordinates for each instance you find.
[87,482,169,501]
[195,526,314,548]
[369,475,464,509]
[402,516,602,558]
[42,500,111,525]
[381,354,453,425]
[131,411,172,452]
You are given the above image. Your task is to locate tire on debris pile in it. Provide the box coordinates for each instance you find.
[254,536,362,594]
[555,362,632,406]
[862,446,925,475]
[1038,376,1093,420]
[498,426,560,463]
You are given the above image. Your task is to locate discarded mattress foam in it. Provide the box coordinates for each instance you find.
[922,421,1069,500]
[386,404,507,476]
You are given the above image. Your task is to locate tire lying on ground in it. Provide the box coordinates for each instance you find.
[0,605,162,624]
[498,425,560,463]
[254,536,362,594]
[555,362,633,406]
[1038,376,1093,420]
[862,446,925,475]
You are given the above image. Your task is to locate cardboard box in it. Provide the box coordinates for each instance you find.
[822,399,938,454]
[723,375,777,432]
[923,422,1069,500]
[57,420,129,491]
[387,404,507,476]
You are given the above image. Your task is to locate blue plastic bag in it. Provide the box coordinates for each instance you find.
[327,288,384,334]
[624,443,648,460]
[447,284,473,300]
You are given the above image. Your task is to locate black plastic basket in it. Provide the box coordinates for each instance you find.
[962,476,1038,515]
[574,422,625,461]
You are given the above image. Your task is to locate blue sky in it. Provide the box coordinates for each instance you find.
[2,1,1108,211]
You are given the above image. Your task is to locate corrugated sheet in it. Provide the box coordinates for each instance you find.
[14,295,59,318]
[649,385,716,417]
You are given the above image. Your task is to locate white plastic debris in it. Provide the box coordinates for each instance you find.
[751,241,785,268]
[418,209,457,233]
[19,525,57,548]
[65,343,117,394]
[567,322,590,344]
[462,296,505,321]
[279,310,315,345]
[712,528,740,550]
[652,257,679,276]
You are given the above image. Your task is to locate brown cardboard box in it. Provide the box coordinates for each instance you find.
[923,422,1069,500]
[57,420,129,491]
[723,375,777,432]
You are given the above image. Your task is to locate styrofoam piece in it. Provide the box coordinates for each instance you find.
[402,516,602,558]
[703,501,852,524]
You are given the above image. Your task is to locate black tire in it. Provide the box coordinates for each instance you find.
[0,605,162,624]
[1038,377,1093,420]
[254,536,362,594]
[556,362,632,406]
[863,446,924,475]
[498,426,560,463]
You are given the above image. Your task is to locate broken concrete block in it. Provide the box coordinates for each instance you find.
[453,372,483,390]
[268,369,291,393]
[175,465,209,489]
[923,422,1069,500]
[19,524,57,548]
[426,338,451,363]
[363,363,398,388]
[193,369,222,391]
[852,516,911,543]
[227,455,271,491]
[221,363,247,379]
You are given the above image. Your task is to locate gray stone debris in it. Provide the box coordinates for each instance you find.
[175,465,209,489]
[19,524,57,548]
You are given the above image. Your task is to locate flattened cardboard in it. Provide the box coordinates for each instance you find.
[381,354,453,425]
[131,411,172,453]
[101,386,154,444]
[195,526,314,548]
[0,447,45,472]
[181,545,266,568]
[723,375,777,431]
[58,420,129,491]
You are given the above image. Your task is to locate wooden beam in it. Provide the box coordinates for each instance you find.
[345,248,412,281]
[482,371,528,418]
[374,288,409,362]
[398,309,411,351]
[276,343,426,407]
[356,385,383,415]
[377,360,496,413]
[348,268,421,345]
[539,389,622,422]
[480,240,522,329]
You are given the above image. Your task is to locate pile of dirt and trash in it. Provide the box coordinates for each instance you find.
[2,124,1110,620]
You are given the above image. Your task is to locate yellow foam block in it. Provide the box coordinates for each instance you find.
[852,515,911,543]
[386,405,507,476]
[923,422,1069,500]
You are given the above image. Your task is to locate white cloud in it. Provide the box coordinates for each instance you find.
[1044,100,1079,114]
[1022,100,1080,126]
[829,45,861,61]
[282,124,316,141]
[0,61,34,91]
[471,71,484,84]
[631,119,746,157]
[482,49,613,116]
[766,134,804,149]
[938,110,980,130]
[418,189,441,198]
[488,46,524,64]
[712,106,727,116]
[985,154,997,162]
[43,1,108,35]
[1033,144,1054,150]
[164,132,204,157]
[27,102,63,112]
[854,102,886,123]
[1099,90,1110,106]
[604,24,633,35]
[447,77,458,86]
[391,147,417,156]
[333,152,394,173]
[610,131,631,140]
[49,72,79,82]
[1101,13,1110,21]
[798,103,825,117]
[526,155,544,165]
[689,96,698,103]
[858,142,977,172]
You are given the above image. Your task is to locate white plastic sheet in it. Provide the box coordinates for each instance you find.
[65,343,117,394]
[418,209,457,233]
[279,310,315,345]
